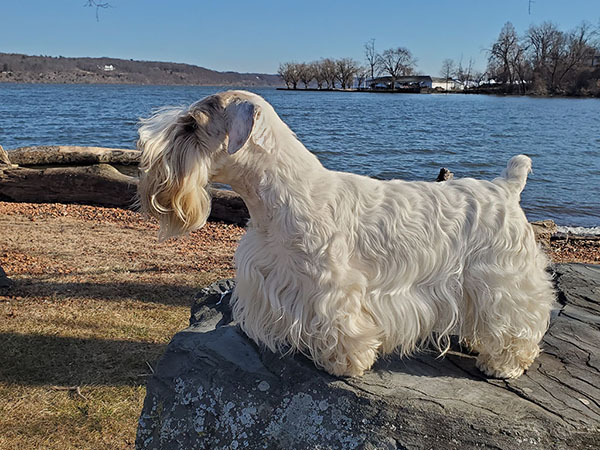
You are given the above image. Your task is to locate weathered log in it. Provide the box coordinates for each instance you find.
[207,188,249,225]
[0,164,138,208]
[0,164,249,224]
[7,145,141,167]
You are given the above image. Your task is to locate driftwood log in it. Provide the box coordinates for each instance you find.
[0,163,139,208]
[0,146,249,224]
[7,145,141,167]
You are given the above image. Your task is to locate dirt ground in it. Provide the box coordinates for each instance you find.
[0,202,243,450]
[0,201,598,449]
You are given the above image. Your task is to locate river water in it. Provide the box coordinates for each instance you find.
[0,83,598,230]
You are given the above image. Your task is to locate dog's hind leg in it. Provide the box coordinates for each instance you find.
[464,263,554,379]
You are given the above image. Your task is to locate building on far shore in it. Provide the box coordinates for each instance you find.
[365,75,464,91]
[367,75,432,90]
[430,77,464,90]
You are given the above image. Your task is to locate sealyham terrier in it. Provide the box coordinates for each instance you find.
[137,90,555,379]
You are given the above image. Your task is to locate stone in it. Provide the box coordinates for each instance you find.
[137,264,600,449]
[0,265,12,288]
[435,167,454,182]
[531,219,558,247]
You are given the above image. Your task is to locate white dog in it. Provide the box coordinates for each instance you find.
[137,90,555,379]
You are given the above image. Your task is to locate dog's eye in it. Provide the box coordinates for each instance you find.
[183,122,197,133]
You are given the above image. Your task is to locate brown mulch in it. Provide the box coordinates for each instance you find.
[0,201,246,277]
[546,237,600,264]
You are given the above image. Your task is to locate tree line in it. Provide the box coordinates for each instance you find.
[278,41,417,90]
[485,21,599,95]
[279,20,600,96]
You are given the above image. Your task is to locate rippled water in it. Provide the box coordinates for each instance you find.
[1,83,599,227]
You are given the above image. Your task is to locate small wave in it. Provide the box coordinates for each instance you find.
[556,225,600,236]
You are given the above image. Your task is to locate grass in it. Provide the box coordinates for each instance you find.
[0,203,243,449]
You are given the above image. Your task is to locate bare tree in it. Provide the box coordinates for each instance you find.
[556,23,597,91]
[527,22,565,93]
[488,22,525,91]
[364,39,378,81]
[455,57,475,89]
[440,58,455,90]
[355,66,370,90]
[320,58,337,89]
[526,21,597,94]
[376,47,416,90]
[335,58,360,89]
[278,62,300,89]
[311,61,326,89]
[297,63,314,89]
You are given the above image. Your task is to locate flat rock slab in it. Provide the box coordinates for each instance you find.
[137,265,600,449]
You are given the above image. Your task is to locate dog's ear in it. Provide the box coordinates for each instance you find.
[226,101,255,154]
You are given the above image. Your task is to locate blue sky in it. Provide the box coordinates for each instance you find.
[1,1,598,76]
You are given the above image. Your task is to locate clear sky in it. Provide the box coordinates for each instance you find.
[1,1,599,76]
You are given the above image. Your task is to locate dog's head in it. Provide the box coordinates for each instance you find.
[137,91,268,240]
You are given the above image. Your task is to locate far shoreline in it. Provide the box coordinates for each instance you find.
[2,82,599,99]
[0,80,283,89]
[275,86,600,99]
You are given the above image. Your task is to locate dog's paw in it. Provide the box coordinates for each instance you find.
[476,358,525,379]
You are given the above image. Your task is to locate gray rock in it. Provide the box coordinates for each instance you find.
[137,264,600,449]
[0,265,11,288]
[531,220,558,248]
[435,167,454,182]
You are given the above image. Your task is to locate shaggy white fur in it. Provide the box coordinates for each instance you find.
[137,90,555,379]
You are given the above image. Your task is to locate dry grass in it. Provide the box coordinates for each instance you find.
[0,202,243,450]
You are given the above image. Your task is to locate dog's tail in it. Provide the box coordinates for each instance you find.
[500,155,532,194]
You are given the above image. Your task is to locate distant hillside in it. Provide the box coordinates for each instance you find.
[0,53,283,86]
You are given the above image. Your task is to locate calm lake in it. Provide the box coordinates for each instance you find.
[1,83,599,230]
